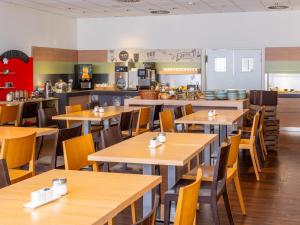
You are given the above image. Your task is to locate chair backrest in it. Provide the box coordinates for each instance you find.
[63,133,98,171]
[184,104,193,116]
[159,110,175,132]
[120,111,134,132]
[101,125,123,148]
[133,193,160,225]
[153,104,164,121]
[65,104,83,128]
[174,168,202,225]
[0,159,11,188]
[136,107,151,132]
[0,132,36,173]
[174,106,183,119]
[212,144,231,190]
[227,133,241,167]
[250,112,260,143]
[259,106,265,131]
[56,124,83,157]
[0,104,19,126]
[38,107,58,128]
[21,102,39,119]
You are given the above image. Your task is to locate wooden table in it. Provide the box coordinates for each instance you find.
[0,169,161,225]
[88,132,217,216]
[175,109,249,163]
[0,126,57,140]
[52,106,140,134]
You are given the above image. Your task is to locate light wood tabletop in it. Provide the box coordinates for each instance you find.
[0,169,161,225]
[174,109,249,126]
[52,106,140,122]
[88,132,217,166]
[0,126,57,140]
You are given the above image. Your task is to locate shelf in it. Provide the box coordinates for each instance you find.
[159,71,201,75]
[0,72,16,75]
[0,87,15,89]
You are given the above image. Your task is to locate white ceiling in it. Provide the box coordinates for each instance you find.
[1,0,300,18]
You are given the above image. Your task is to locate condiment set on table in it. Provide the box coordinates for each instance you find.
[149,133,166,148]
[93,106,105,113]
[24,178,68,209]
[208,110,217,117]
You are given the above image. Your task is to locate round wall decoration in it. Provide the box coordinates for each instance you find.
[0,50,30,63]
[119,51,129,61]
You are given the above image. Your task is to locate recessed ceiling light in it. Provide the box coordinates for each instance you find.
[150,10,170,15]
[187,2,195,5]
[268,2,289,10]
[116,0,141,3]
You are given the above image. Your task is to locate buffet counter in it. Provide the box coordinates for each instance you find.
[124,97,249,110]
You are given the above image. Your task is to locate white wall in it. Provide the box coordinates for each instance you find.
[78,11,300,50]
[0,2,77,56]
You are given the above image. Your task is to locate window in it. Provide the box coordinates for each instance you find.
[242,58,254,72]
[214,58,227,72]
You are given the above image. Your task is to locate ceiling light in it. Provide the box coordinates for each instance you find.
[187,2,195,5]
[116,0,141,3]
[150,10,170,15]
[268,2,289,10]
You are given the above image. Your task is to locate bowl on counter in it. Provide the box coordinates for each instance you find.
[215,90,228,100]
[204,90,216,100]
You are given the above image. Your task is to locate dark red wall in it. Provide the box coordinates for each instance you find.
[0,57,33,100]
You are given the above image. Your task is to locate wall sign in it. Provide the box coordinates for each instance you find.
[109,48,201,63]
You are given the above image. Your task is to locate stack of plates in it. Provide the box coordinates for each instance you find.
[204,90,216,100]
[215,90,227,100]
[227,89,238,100]
[237,89,247,99]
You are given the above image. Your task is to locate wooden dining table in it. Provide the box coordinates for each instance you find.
[0,126,58,141]
[0,169,161,225]
[175,109,249,163]
[52,106,141,134]
[88,132,217,216]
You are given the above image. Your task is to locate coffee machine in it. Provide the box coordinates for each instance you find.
[74,64,93,89]
[137,62,157,89]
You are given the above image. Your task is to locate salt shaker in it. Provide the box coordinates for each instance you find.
[52,178,68,196]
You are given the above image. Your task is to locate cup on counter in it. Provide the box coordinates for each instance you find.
[158,132,166,143]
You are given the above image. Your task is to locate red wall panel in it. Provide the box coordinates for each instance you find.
[0,58,33,100]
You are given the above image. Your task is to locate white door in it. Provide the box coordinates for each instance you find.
[206,49,262,90]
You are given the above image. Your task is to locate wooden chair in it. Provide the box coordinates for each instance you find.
[65,104,83,128]
[239,112,261,180]
[258,106,268,159]
[20,102,39,127]
[132,107,151,136]
[0,159,11,188]
[174,168,202,225]
[0,133,36,184]
[36,125,82,171]
[165,144,233,225]
[0,104,19,126]
[183,133,246,215]
[183,104,203,133]
[119,111,134,140]
[151,104,164,131]
[132,193,160,225]
[38,107,59,128]
[63,133,99,171]
[174,106,183,119]
[159,110,175,132]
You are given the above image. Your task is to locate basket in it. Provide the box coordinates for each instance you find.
[138,90,159,100]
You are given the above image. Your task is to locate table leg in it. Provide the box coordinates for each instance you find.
[203,125,211,164]
[143,164,155,216]
[83,121,91,134]
[103,119,110,129]
[167,165,176,189]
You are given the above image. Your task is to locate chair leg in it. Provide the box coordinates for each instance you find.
[210,200,220,225]
[253,144,262,172]
[259,131,268,158]
[164,197,172,225]
[233,173,246,215]
[223,190,235,225]
[249,146,260,181]
[131,203,137,224]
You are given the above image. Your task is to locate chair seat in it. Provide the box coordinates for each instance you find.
[165,178,223,199]
[132,128,149,136]
[9,169,32,184]
[183,165,236,182]
[187,124,204,133]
